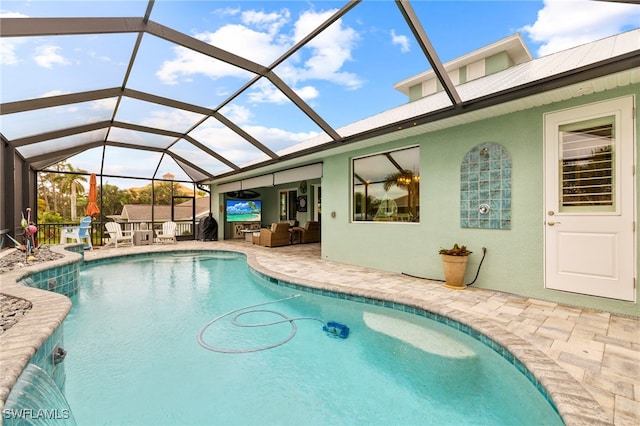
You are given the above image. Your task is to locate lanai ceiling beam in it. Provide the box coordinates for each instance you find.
[265,71,342,142]
[0,17,268,76]
[0,88,121,115]
[213,1,358,142]
[10,121,111,148]
[144,21,268,76]
[31,155,78,171]
[209,112,279,159]
[166,152,215,180]
[112,123,243,172]
[182,135,240,172]
[0,17,146,37]
[123,90,278,161]
[124,89,212,116]
[106,141,165,152]
[26,142,104,165]
[218,0,360,112]
[113,121,183,139]
[385,153,405,172]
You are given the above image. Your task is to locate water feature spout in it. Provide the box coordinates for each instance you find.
[53,346,67,365]
[4,363,76,425]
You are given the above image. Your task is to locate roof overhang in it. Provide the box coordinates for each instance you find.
[208,52,640,186]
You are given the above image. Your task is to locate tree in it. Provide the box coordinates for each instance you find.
[36,162,204,224]
[58,164,88,219]
[38,163,69,215]
[153,181,174,205]
[354,191,379,221]
[383,169,420,220]
[100,183,128,219]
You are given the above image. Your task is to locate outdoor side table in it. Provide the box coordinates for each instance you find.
[241,229,256,242]
[289,226,303,244]
[134,230,154,246]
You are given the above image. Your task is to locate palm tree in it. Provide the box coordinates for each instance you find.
[38,163,68,215]
[59,164,88,220]
[37,172,55,212]
[383,169,420,220]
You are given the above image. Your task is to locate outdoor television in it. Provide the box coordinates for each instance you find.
[226,199,262,222]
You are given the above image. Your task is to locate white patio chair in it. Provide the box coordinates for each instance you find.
[156,221,177,244]
[104,222,133,248]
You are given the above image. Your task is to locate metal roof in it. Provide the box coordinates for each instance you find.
[1,1,639,187]
[393,33,534,95]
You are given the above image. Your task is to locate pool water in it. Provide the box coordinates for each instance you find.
[64,252,563,425]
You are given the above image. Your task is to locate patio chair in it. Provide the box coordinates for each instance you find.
[156,221,177,244]
[258,222,290,247]
[104,222,133,248]
[299,221,320,243]
[61,216,93,250]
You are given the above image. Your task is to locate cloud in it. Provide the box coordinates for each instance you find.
[246,124,320,153]
[156,15,290,85]
[390,29,410,53]
[212,6,241,18]
[189,122,266,164]
[33,45,70,68]
[88,50,113,63]
[155,43,254,85]
[0,11,29,65]
[245,79,320,104]
[221,104,252,123]
[90,98,118,111]
[521,0,640,56]
[0,39,21,65]
[241,8,290,35]
[140,108,204,132]
[0,11,28,18]
[189,112,320,162]
[156,6,363,99]
[294,85,320,101]
[289,9,363,90]
[41,90,70,97]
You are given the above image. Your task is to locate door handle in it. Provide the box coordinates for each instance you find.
[547,221,561,226]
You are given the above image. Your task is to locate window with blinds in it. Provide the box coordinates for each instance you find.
[559,116,615,212]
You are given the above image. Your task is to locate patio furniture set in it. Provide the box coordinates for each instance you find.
[61,218,177,249]
[251,221,320,247]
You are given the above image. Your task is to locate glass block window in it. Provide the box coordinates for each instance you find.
[460,143,511,229]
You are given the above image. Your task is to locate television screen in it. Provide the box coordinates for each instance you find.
[226,200,262,222]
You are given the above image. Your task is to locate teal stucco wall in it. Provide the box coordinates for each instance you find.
[321,86,639,316]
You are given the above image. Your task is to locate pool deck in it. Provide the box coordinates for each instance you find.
[1,240,638,425]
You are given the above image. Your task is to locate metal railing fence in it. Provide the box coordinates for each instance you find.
[11,221,195,248]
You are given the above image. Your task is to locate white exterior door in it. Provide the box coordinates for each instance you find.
[544,96,636,301]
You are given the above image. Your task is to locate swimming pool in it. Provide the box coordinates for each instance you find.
[64,252,563,425]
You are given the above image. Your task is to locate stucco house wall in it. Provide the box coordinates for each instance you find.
[320,85,639,316]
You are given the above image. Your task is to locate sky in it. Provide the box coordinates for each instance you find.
[0,0,639,188]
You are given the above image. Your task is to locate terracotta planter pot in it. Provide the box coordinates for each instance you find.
[441,254,469,290]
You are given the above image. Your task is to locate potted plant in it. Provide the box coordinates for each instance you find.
[439,244,472,290]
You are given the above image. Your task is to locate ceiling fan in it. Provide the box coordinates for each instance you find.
[226,190,260,200]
